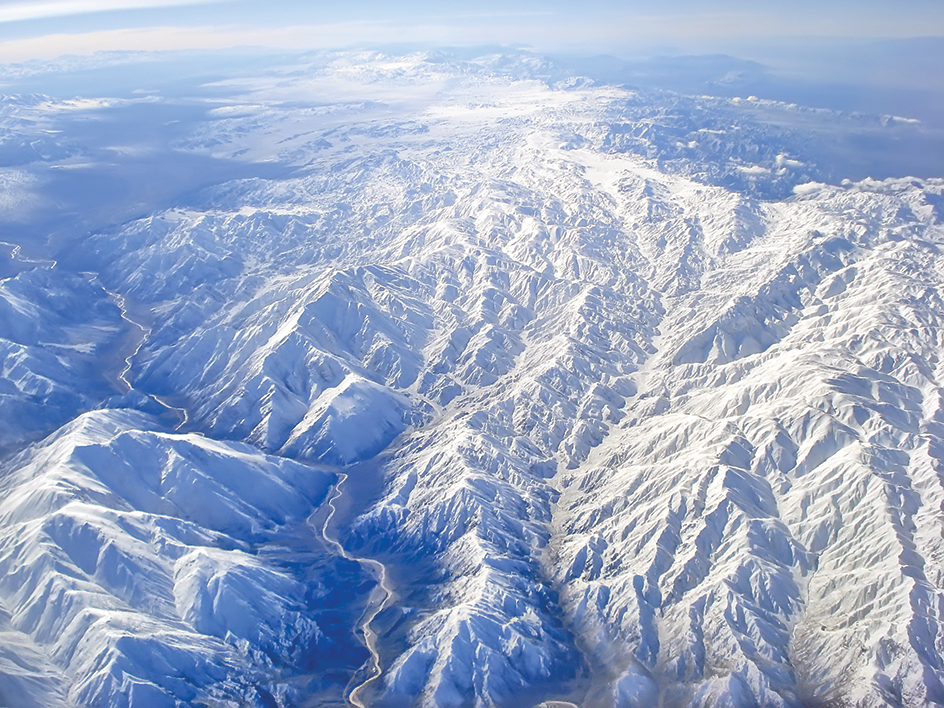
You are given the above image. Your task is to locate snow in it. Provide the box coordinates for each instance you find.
[1,47,943,707]
[0,266,122,452]
[0,410,346,706]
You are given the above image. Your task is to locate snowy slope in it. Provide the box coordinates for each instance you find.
[1,48,943,707]
[0,409,364,707]
[550,181,944,707]
[0,257,123,453]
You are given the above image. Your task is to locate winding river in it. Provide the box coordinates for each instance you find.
[316,471,396,708]
[109,291,189,430]
[0,239,57,273]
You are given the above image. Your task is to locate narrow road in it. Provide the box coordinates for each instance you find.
[317,472,396,708]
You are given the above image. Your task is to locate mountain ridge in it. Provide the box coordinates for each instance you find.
[0,49,943,707]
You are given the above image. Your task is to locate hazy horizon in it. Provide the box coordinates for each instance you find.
[2,0,943,62]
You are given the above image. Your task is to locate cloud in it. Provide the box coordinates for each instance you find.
[0,2,941,65]
[0,0,225,23]
[0,24,401,62]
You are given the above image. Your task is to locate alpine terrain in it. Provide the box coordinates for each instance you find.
[0,49,943,708]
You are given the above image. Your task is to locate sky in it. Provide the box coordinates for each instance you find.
[1,0,944,63]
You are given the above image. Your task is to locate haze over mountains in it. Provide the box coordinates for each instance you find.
[1,47,943,707]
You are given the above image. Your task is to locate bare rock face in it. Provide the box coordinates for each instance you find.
[1,49,943,707]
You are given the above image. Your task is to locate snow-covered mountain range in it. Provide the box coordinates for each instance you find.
[1,49,943,707]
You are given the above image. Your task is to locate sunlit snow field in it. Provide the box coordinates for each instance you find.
[0,46,943,707]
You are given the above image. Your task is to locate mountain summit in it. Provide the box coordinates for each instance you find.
[1,49,943,708]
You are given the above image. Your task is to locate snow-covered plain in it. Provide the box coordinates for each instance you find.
[1,48,944,707]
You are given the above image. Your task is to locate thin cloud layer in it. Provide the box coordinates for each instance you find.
[0,0,942,64]
[0,0,224,23]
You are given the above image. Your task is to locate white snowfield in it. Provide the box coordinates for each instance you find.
[0,262,120,453]
[0,409,341,707]
[1,49,944,707]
